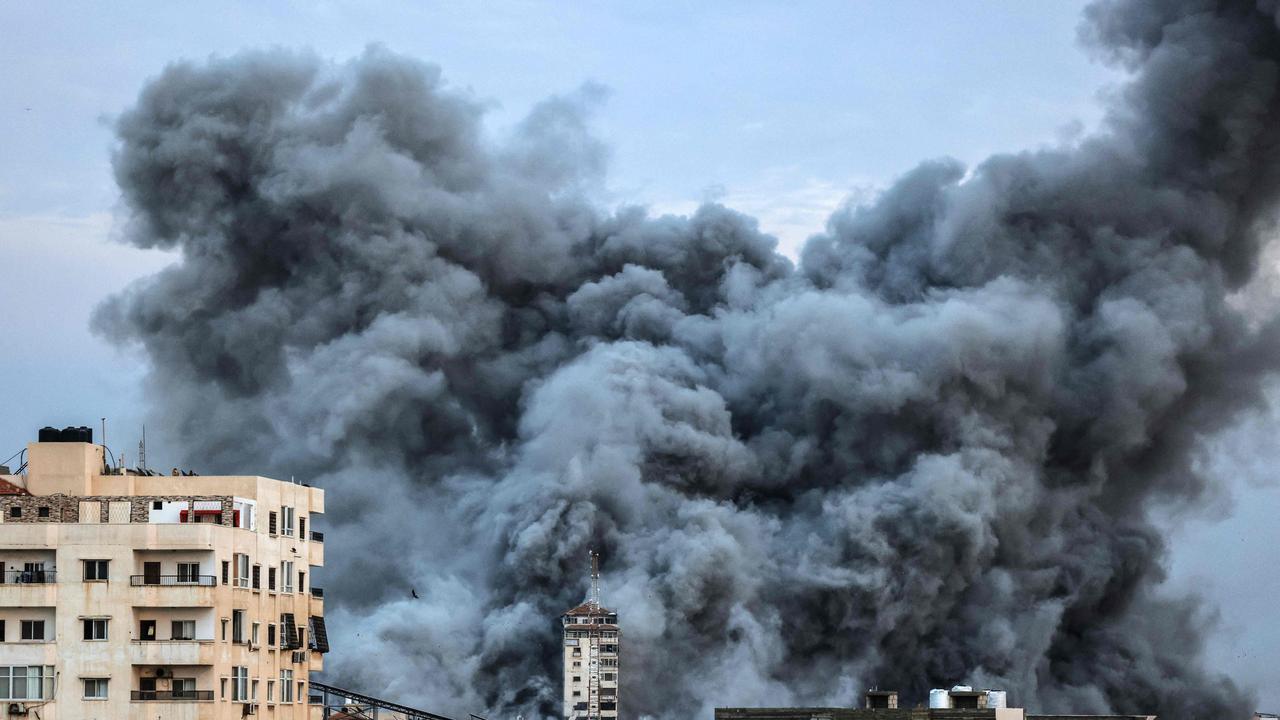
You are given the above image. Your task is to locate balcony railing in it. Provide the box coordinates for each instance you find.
[0,570,56,584]
[310,530,324,542]
[311,587,324,598]
[131,690,214,701]
[130,575,216,587]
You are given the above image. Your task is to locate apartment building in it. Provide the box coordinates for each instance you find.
[561,552,618,720]
[0,428,328,719]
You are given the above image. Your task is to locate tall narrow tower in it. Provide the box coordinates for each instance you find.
[562,550,620,720]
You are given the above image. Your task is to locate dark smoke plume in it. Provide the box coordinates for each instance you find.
[96,1,1280,717]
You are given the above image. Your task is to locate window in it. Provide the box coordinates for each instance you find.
[83,678,108,699]
[232,610,246,644]
[9,507,19,518]
[281,506,295,537]
[572,661,580,668]
[82,618,108,640]
[268,567,276,591]
[37,507,49,518]
[299,516,306,538]
[221,618,228,641]
[0,621,5,641]
[176,562,200,583]
[173,677,196,699]
[604,673,615,681]
[252,679,259,702]
[281,561,294,593]
[221,560,229,585]
[572,676,581,682]
[20,621,44,641]
[234,554,249,588]
[268,511,277,535]
[279,670,294,702]
[298,570,305,593]
[220,677,227,700]
[0,666,53,699]
[267,624,276,647]
[252,564,261,590]
[140,619,156,641]
[152,500,163,510]
[297,681,304,703]
[231,666,248,702]
[267,680,274,702]
[251,622,260,646]
[573,691,581,697]
[171,620,195,641]
[83,559,109,581]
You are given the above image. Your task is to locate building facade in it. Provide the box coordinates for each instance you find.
[561,553,619,720]
[0,431,328,719]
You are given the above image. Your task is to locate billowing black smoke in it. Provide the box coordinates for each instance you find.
[96,0,1280,717]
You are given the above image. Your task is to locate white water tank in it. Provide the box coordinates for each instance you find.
[986,690,1007,708]
[929,689,951,709]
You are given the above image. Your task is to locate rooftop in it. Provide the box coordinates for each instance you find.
[563,600,617,617]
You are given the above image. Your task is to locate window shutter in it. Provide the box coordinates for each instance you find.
[269,512,277,535]
[308,616,329,653]
[221,561,229,585]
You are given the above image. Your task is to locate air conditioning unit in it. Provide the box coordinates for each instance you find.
[241,702,257,716]
[155,668,171,678]
[6,704,26,716]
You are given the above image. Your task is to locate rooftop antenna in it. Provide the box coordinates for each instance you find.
[589,550,601,608]
[138,425,147,472]
[101,417,108,470]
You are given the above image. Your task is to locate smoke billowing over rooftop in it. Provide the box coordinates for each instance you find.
[96,0,1280,717]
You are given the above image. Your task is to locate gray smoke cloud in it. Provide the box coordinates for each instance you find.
[94,1,1280,717]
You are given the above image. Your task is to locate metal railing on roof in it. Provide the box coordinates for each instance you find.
[308,680,480,720]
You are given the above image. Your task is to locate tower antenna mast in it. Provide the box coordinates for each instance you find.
[590,550,601,607]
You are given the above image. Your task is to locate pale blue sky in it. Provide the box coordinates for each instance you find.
[0,0,1275,709]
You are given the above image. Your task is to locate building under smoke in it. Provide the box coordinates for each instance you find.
[93,0,1280,717]
[562,552,619,720]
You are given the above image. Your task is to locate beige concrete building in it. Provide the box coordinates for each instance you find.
[561,553,618,720]
[0,430,328,719]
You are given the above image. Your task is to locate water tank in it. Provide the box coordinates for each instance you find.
[37,427,59,442]
[986,691,1007,708]
[929,689,951,709]
[58,426,92,443]
[951,685,973,692]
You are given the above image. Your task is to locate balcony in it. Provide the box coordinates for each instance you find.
[1,569,56,583]
[129,576,216,607]
[130,640,216,666]
[131,575,216,587]
[308,537,324,566]
[131,690,214,701]
[0,576,56,606]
